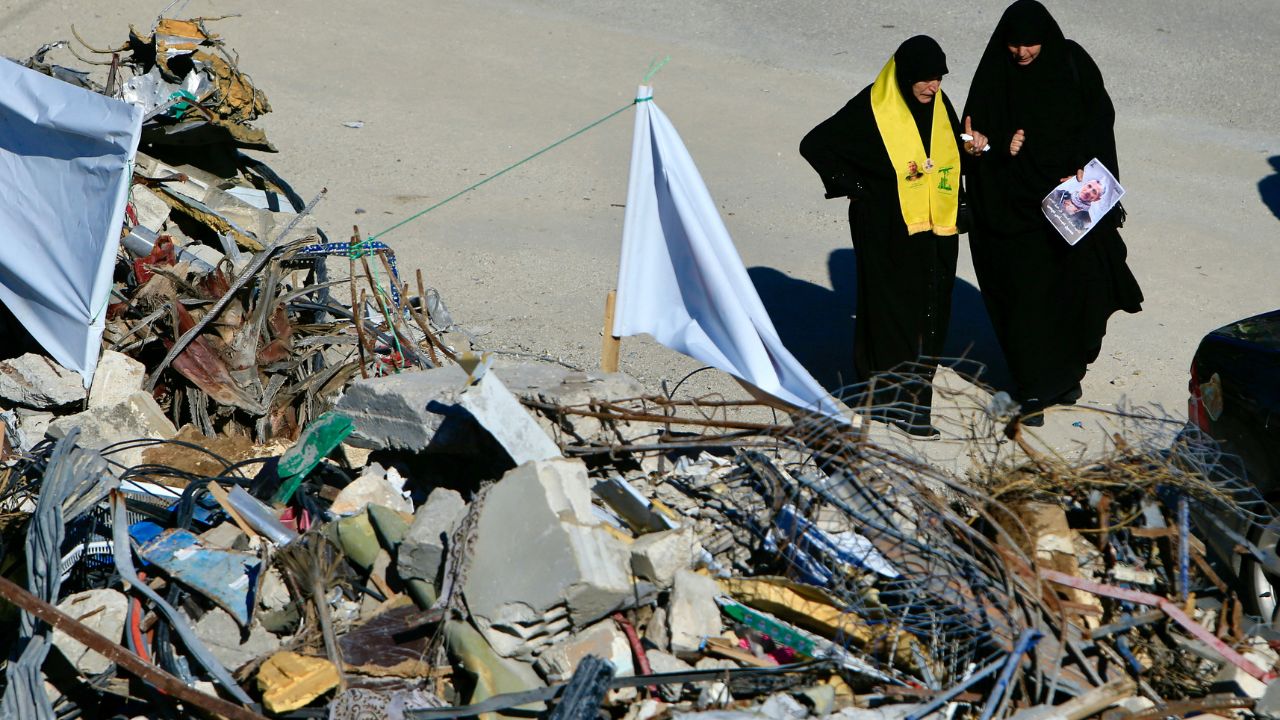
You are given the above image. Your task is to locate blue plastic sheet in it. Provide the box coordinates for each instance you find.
[0,59,142,386]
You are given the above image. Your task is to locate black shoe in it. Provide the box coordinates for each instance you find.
[1015,395,1048,427]
[1019,412,1045,427]
[1054,383,1083,406]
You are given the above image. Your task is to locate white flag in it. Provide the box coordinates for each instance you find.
[613,86,844,421]
[0,59,143,387]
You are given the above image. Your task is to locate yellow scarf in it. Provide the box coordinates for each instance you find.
[869,56,960,236]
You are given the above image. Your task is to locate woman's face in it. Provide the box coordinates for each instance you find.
[911,78,941,104]
[1006,44,1042,66]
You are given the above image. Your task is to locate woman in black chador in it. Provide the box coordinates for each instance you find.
[963,0,1143,425]
[800,35,964,438]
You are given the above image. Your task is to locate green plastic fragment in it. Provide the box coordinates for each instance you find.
[718,598,817,657]
[167,89,198,119]
[272,411,355,504]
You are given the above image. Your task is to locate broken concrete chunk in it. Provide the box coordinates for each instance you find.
[463,458,636,658]
[397,487,467,587]
[180,242,227,273]
[47,390,178,467]
[496,365,651,445]
[52,589,129,675]
[336,364,479,452]
[199,522,249,550]
[0,353,87,408]
[12,408,53,451]
[257,651,340,714]
[1212,651,1273,698]
[826,705,925,720]
[330,464,413,516]
[630,526,696,588]
[645,649,694,702]
[755,692,809,719]
[338,363,644,456]
[456,372,562,465]
[87,350,146,409]
[645,606,671,652]
[669,570,723,656]
[128,184,172,233]
[338,364,562,467]
[795,684,837,716]
[534,620,635,683]
[191,607,281,671]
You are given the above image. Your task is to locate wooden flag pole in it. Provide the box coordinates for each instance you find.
[601,290,620,373]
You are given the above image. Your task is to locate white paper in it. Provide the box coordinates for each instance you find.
[613,86,845,420]
[1041,158,1125,245]
[0,58,143,387]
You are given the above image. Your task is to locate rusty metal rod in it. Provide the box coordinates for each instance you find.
[0,574,268,720]
[1041,568,1276,682]
[520,399,785,432]
[359,254,428,368]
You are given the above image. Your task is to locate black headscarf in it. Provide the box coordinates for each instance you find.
[963,0,1117,230]
[1001,0,1057,46]
[894,35,949,154]
[799,36,960,202]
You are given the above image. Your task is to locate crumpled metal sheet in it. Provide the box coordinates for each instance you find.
[129,18,273,150]
[122,66,213,116]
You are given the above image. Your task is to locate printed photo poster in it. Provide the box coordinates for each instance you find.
[1041,158,1125,245]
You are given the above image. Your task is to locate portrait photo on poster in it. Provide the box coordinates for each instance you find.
[1041,158,1125,245]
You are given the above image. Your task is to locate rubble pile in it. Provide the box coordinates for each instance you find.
[0,15,1277,720]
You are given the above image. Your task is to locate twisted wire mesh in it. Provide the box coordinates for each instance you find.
[529,358,1278,701]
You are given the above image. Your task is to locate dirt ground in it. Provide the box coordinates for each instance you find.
[2,0,1278,450]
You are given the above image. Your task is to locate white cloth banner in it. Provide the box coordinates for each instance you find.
[613,86,844,420]
[0,58,143,387]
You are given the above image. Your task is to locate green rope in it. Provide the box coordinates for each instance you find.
[643,55,670,83]
[364,95,651,246]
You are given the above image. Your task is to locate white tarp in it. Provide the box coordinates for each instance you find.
[0,58,143,387]
[612,86,845,420]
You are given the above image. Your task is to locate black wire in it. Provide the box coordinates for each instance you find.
[97,437,242,476]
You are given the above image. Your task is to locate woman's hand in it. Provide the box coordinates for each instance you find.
[1009,129,1025,156]
[963,116,988,156]
[1059,168,1085,182]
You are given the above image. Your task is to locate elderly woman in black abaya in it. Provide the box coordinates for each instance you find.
[964,0,1143,426]
[800,36,964,437]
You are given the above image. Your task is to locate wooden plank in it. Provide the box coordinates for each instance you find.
[601,289,620,373]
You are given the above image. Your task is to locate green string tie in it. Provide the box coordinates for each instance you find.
[367,56,671,244]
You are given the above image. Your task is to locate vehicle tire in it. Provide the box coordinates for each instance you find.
[1219,418,1280,622]
[1241,523,1280,624]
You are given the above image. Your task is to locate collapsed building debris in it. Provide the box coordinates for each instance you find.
[0,13,1277,720]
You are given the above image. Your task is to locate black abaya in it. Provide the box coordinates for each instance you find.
[800,37,962,430]
[964,1,1143,410]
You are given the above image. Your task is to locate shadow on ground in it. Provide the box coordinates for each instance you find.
[1259,156,1280,221]
[749,248,1013,396]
